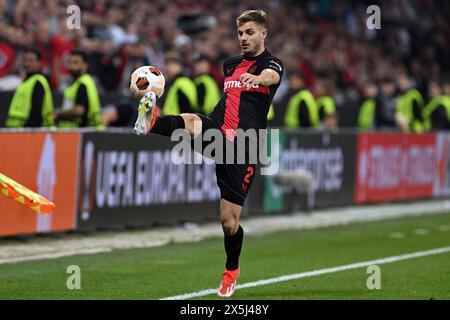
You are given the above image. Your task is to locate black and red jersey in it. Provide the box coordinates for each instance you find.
[208,49,283,140]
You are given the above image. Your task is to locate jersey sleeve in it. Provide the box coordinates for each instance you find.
[259,56,284,80]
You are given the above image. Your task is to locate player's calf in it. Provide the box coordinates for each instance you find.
[218,224,244,298]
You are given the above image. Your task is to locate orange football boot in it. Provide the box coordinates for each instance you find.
[217,267,240,298]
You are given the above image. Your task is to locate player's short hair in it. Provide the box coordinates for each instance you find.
[236,10,267,28]
[70,50,88,63]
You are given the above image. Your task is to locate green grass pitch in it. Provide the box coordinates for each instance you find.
[0,212,449,299]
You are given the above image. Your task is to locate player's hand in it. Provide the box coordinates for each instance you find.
[239,73,261,88]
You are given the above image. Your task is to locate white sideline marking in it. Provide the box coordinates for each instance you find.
[389,232,404,239]
[413,229,429,235]
[0,248,113,265]
[160,246,450,300]
[1,199,449,265]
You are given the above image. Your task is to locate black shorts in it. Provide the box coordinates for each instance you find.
[194,113,256,206]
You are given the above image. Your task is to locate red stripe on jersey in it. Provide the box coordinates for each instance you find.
[221,60,269,141]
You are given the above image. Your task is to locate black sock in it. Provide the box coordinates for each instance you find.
[224,225,244,270]
[150,115,185,136]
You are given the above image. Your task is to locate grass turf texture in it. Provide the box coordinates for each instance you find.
[0,212,449,299]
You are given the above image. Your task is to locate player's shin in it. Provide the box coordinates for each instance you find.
[224,225,244,270]
[149,115,185,136]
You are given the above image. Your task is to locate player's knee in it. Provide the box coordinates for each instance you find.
[221,218,238,236]
[220,208,239,235]
[180,113,202,137]
[220,200,241,235]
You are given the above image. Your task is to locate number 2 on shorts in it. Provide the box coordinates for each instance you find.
[242,166,254,191]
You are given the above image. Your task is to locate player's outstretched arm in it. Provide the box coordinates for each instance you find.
[239,68,280,88]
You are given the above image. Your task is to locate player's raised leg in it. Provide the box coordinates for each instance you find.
[134,92,160,135]
[134,92,202,137]
[217,199,244,297]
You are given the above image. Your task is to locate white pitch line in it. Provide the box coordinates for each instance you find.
[2,200,449,265]
[389,232,405,239]
[0,248,113,265]
[160,246,450,300]
[413,229,429,235]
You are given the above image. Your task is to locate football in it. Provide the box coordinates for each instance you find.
[129,66,165,100]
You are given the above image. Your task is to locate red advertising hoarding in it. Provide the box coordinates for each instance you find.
[355,133,436,203]
[434,133,450,197]
[0,132,80,236]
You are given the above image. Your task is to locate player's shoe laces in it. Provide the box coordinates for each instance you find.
[134,92,159,136]
[217,267,240,297]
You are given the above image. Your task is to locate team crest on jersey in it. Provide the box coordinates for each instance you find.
[247,63,257,74]
[226,66,235,76]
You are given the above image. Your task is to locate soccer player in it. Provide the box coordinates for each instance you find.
[134,10,283,297]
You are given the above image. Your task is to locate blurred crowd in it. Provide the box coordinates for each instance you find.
[0,0,449,130]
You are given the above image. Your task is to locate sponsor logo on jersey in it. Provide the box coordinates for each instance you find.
[223,80,260,90]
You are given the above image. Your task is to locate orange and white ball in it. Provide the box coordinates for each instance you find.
[129,66,165,100]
